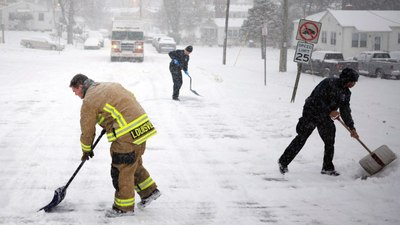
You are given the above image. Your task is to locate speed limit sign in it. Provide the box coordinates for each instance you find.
[294,41,313,64]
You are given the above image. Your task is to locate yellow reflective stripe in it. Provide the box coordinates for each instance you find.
[133,129,157,145]
[81,142,91,152]
[136,177,154,192]
[106,114,150,142]
[114,197,135,207]
[103,103,127,127]
[97,114,105,125]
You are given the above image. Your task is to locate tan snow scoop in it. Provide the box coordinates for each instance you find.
[337,117,397,175]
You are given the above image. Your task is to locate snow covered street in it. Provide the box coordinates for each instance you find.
[0,31,399,225]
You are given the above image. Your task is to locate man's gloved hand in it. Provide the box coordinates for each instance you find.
[184,70,189,75]
[329,110,340,120]
[81,150,94,161]
[350,129,359,139]
[173,59,180,65]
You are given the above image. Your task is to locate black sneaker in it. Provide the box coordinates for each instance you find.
[137,189,161,209]
[172,97,180,101]
[278,162,288,174]
[321,169,340,176]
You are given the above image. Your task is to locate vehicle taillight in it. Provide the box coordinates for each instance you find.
[134,41,144,53]
[112,41,121,52]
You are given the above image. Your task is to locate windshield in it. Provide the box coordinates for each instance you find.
[112,31,144,40]
[325,54,344,60]
[372,53,390,59]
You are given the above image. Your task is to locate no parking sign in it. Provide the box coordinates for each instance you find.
[296,19,322,44]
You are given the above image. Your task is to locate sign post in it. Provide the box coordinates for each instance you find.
[261,24,268,86]
[290,19,321,102]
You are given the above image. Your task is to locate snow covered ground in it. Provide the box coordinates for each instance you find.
[0,31,399,225]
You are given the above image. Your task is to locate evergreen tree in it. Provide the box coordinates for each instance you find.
[240,0,282,46]
[160,0,207,44]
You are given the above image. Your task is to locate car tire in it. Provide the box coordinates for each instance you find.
[26,43,32,48]
[322,68,331,77]
[375,69,384,79]
[51,45,57,50]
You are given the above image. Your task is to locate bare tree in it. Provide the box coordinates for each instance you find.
[58,0,75,44]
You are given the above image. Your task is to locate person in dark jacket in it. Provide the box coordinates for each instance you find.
[168,45,193,100]
[278,68,360,176]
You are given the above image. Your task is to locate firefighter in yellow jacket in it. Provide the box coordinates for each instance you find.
[69,74,161,217]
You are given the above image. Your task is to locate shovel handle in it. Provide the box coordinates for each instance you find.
[336,117,373,154]
[337,118,386,168]
[64,129,106,189]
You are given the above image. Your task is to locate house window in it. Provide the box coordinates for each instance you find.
[351,33,367,48]
[39,13,44,21]
[228,29,239,38]
[374,36,381,51]
[360,33,367,47]
[352,33,358,47]
[321,31,327,43]
[330,32,336,45]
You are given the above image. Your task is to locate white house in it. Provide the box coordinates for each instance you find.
[292,9,400,58]
[214,18,246,46]
[0,1,57,31]
[200,3,252,46]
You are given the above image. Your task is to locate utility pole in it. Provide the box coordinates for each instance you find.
[1,24,4,44]
[279,0,288,72]
[222,0,230,65]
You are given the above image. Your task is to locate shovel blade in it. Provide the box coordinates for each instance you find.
[39,186,67,212]
[359,145,397,175]
[190,89,201,96]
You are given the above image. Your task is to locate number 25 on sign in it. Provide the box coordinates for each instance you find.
[294,41,314,64]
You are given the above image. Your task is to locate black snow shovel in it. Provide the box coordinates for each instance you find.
[39,129,106,212]
[337,117,397,175]
[185,72,201,96]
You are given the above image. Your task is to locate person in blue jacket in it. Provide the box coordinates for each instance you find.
[278,68,360,176]
[168,45,193,100]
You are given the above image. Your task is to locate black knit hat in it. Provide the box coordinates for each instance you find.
[185,45,193,53]
[340,68,359,83]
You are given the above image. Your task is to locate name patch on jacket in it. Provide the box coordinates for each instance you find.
[130,120,156,145]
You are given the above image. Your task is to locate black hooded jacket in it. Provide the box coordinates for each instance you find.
[304,77,355,129]
[169,49,189,72]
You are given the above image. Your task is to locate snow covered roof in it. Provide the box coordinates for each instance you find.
[328,9,400,32]
[297,10,400,32]
[229,4,252,12]
[214,18,245,28]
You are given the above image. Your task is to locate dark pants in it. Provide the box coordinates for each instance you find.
[279,113,336,171]
[170,65,182,99]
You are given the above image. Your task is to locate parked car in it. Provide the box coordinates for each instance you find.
[390,51,400,62]
[151,34,167,47]
[156,36,176,53]
[84,37,101,50]
[87,31,104,47]
[353,51,400,79]
[20,36,65,51]
[301,51,358,77]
